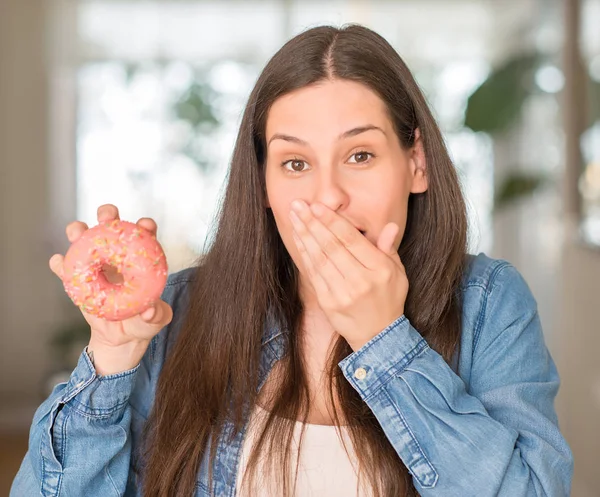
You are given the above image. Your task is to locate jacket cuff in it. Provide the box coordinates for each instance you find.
[338,315,429,400]
[58,346,140,416]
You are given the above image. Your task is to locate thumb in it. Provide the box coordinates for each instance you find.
[140,299,173,328]
[377,223,402,264]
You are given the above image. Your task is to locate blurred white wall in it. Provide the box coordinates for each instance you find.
[0,0,66,428]
[558,245,600,497]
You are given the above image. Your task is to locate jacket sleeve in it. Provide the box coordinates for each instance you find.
[338,263,573,497]
[10,270,194,497]
[10,348,142,497]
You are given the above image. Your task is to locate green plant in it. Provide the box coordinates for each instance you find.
[124,62,222,172]
[464,53,547,209]
[464,52,600,211]
[494,171,549,210]
[173,80,221,172]
[465,53,540,134]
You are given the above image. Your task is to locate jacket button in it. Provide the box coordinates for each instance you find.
[354,367,367,380]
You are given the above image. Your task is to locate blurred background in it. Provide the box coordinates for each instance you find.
[0,0,598,495]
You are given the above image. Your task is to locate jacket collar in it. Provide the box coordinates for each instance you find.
[261,306,289,346]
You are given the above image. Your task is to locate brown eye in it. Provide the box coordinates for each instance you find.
[349,151,374,164]
[291,160,305,171]
[282,159,308,173]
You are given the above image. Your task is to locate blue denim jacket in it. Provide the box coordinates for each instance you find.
[11,253,573,496]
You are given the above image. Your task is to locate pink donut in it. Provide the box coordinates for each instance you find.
[62,219,168,321]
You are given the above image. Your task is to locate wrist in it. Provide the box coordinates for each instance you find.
[86,338,150,376]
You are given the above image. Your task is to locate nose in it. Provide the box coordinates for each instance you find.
[311,169,349,213]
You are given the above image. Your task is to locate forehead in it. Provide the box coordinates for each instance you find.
[266,79,392,136]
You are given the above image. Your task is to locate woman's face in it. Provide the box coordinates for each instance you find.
[264,79,427,274]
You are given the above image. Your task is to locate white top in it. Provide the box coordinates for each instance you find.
[235,404,373,497]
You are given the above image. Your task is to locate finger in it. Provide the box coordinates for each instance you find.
[49,253,65,280]
[291,203,362,278]
[377,223,403,268]
[290,209,344,286]
[97,204,120,223]
[136,217,158,237]
[291,229,332,297]
[139,300,173,328]
[65,221,89,243]
[377,223,399,255]
[309,201,385,270]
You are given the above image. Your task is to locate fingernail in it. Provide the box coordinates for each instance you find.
[290,200,306,213]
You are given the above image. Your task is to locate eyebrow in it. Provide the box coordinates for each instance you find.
[267,125,386,147]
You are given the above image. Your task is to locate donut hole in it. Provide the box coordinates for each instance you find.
[101,263,125,285]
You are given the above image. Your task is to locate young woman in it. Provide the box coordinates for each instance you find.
[12,24,573,497]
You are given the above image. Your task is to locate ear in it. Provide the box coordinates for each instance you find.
[409,128,428,194]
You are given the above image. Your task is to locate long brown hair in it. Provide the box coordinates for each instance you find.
[141,24,467,497]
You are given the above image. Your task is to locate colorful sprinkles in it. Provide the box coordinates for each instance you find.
[62,219,168,321]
